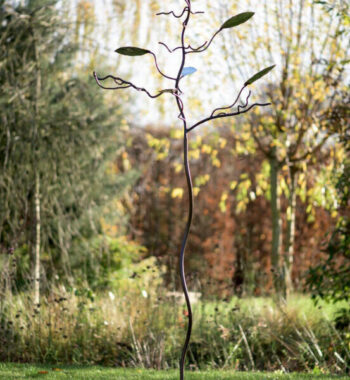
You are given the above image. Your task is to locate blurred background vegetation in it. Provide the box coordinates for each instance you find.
[0,0,349,374]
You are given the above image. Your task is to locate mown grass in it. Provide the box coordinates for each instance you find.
[0,363,349,380]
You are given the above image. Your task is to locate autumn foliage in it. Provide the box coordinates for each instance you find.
[122,125,337,296]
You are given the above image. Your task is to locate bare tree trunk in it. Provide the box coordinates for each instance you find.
[33,30,41,307]
[34,172,41,306]
[284,166,297,297]
[269,153,285,299]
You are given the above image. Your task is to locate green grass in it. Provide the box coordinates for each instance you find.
[0,364,348,380]
[198,294,347,320]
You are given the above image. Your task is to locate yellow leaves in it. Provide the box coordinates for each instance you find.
[189,136,203,150]
[235,141,246,155]
[211,157,221,168]
[189,149,200,160]
[195,174,210,187]
[119,119,129,133]
[171,188,183,199]
[256,160,270,197]
[193,187,200,197]
[230,180,238,190]
[146,133,169,160]
[278,177,287,197]
[170,128,182,140]
[174,163,182,174]
[159,186,170,196]
[293,56,301,66]
[237,31,244,40]
[241,132,251,141]
[121,151,131,171]
[307,213,316,224]
[331,210,338,219]
[201,144,212,154]
[75,0,95,46]
[219,191,228,213]
[298,173,306,187]
[236,200,247,214]
[101,217,119,237]
[219,137,227,149]
[188,97,202,110]
[150,0,160,13]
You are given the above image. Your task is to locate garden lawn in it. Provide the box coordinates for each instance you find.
[0,364,348,380]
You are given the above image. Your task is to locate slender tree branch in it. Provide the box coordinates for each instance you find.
[290,125,307,157]
[291,135,329,162]
[250,125,271,157]
[187,102,271,132]
[93,72,175,99]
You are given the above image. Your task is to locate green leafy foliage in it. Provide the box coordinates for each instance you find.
[307,130,350,321]
[244,65,276,86]
[115,46,150,56]
[0,1,137,289]
[220,12,254,30]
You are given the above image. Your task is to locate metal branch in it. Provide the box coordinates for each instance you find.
[238,90,252,113]
[186,41,208,52]
[211,85,247,117]
[159,40,208,54]
[157,4,203,18]
[172,5,194,380]
[187,102,271,133]
[150,52,177,80]
[174,92,186,122]
[93,72,175,99]
[187,29,221,55]
[156,7,189,18]
[158,41,174,53]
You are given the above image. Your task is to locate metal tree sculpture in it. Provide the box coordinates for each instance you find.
[93,1,274,379]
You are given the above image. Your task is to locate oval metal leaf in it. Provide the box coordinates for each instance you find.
[181,67,197,78]
[244,65,276,86]
[115,47,150,56]
[221,12,254,30]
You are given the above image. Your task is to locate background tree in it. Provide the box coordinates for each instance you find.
[204,0,349,298]
[306,0,350,329]
[306,99,349,325]
[0,0,136,300]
